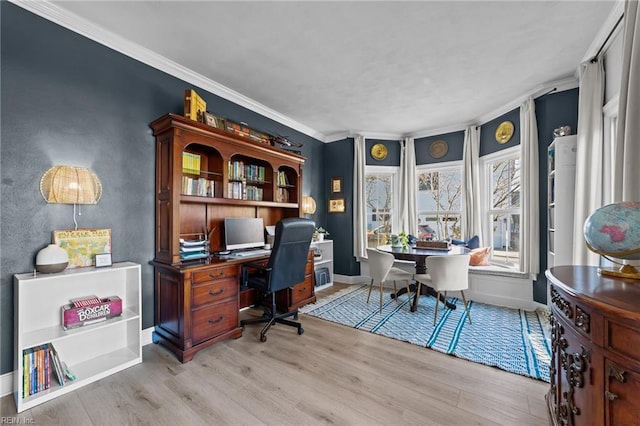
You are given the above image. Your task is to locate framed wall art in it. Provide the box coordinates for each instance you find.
[331,177,342,193]
[53,228,112,269]
[328,198,346,213]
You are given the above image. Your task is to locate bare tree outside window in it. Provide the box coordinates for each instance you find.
[489,157,521,266]
[416,167,462,240]
[366,173,393,247]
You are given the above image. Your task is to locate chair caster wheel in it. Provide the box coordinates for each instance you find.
[260,334,267,342]
[298,327,304,335]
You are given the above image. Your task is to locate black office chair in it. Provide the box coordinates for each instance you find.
[240,217,315,342]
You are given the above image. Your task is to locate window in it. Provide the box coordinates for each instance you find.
[482,147,520,267]
[416,162,463,241]
[365,167,399,247]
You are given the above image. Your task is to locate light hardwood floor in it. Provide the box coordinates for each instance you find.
[1,284,549,425]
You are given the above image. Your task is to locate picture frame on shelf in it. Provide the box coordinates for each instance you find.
[95,253,113,268]
[331,177,342,193]
[328,198,346,213]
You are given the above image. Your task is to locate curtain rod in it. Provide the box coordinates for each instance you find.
[592,13,624,62]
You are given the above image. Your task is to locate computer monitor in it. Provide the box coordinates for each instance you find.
[223,217,265,251]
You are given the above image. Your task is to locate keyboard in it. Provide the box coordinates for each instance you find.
[229,249,271,258]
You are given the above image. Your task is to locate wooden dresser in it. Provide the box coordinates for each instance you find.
[546,266,640,426]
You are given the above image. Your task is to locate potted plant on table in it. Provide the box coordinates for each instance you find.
[314,227,329,241]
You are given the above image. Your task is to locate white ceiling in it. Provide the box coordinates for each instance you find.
[41,1,618,141]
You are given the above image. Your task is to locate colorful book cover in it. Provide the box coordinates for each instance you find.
[52,228,111,268]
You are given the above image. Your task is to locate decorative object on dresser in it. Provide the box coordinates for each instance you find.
[546,266,640,426]
[35,243,69,273]
[583,201,640,279]
[150,113,314,362]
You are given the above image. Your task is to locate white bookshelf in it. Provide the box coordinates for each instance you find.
[547,135,577,267]
[13,262,142,413]
[311,239,333,291]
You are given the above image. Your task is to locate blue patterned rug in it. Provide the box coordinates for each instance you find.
[301,285,551,382]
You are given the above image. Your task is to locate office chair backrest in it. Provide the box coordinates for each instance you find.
[268,218,315,292]
[424,254,471,292]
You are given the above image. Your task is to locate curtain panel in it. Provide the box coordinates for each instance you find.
[353,135,367,259]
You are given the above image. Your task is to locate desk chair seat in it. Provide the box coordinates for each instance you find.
[413,254,471,325]
[366,248,413,313]
[240,218,315,342]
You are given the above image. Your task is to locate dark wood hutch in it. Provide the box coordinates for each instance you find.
[150,113,315,362]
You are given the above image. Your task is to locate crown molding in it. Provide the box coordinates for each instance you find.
[582,0,625,62]
[10,0,327,142]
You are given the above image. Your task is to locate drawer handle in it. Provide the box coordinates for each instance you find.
[208,288,225,297]
[605,391,619,401]
[208,316,224,325]
[609,365,626,383]
[209,271,225,278]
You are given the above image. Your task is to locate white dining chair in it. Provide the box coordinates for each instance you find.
[413,254,472,325]
[366,248,413,313]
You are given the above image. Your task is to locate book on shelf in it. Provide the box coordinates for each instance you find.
[184,89,207,122]
[22,344,53,397]
[48,343,65,387]
[182,152,201,175]
[277,171,289,186]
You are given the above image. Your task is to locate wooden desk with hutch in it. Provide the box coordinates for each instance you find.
[546,266,640,426]
[150,114,315,363]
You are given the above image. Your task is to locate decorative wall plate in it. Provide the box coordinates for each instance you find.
[371,143,388,160]
[495,121,515,144]
[429,140,448,159]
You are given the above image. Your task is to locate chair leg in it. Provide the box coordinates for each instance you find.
[405,279,412,305]
[414,281,422,309]
[367,278,374,303]
[393,281,398,303]
[434,291,440,325]
[460,290,472,324]
[379,281,383,313]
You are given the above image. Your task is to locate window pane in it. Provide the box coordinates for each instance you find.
[490,213,520,267]
[366,174,393,247]
[491,159,520,209]
[416,168,462,240]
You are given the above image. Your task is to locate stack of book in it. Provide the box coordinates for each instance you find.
[22,343,75,397]
[182,152,201,175]
[180,238,209,261]
[182,176,216,197]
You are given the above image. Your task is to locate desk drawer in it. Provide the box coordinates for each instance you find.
[192,265,238,284]
[192,299,239,344]
[192,277,238,307]
[291,279,313,305]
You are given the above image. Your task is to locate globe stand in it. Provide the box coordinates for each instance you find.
[599,263,640,280]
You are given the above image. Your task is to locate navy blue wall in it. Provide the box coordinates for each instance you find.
[0,3,324,374]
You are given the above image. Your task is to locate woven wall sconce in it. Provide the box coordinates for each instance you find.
[40,165,103,229]
[301,195,317,215]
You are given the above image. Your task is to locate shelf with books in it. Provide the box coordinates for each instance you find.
[13,262,141,413]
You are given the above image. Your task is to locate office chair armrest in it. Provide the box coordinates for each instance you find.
[241,262,273,287]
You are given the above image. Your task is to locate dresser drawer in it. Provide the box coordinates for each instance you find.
[608,319,640,360]
[192,277,238,307]
[192,265,238,284]
[191,299,239,344]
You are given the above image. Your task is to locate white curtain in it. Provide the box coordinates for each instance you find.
[573,59,604,266]
[462,126,483,243]
[399,137,418,235]
[353,135,367,259]
[519,97,540,276]
[614,0,640,202]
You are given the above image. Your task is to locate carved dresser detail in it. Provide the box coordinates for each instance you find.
[546,266,640,426]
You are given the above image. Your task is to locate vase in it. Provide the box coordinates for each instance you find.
[317,233,325,242]
[36,244,69,273]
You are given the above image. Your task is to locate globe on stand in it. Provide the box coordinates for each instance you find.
[583,202,640,280]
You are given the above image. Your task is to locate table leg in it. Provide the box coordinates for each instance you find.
[391,278,457,312]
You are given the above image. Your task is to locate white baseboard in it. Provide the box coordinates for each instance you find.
[333,274,363,285]
[1,327,156,398]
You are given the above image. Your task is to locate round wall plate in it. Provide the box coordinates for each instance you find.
[495,121,515,144]
[371,143,388,160]
[429,140,448,159]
